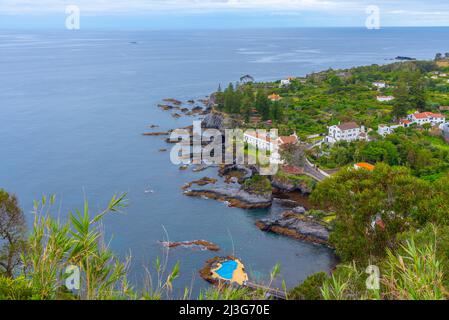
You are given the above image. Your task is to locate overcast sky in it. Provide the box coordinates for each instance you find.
[1,0,448,29]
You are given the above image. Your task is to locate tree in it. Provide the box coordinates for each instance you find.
[223,83,235,113]
[270,101,283,122]
[327,74,343,93]
[0,189,26,278]
[311,164,431,263]
[435,53,443,61]
[392,79,410,118]
[255,90,271,121]
[409,72,427,110]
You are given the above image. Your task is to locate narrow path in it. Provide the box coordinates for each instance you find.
[243,282,287,300]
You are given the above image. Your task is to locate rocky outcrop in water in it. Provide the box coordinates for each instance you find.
[142,131,170,136]
[163,98,182,105]
[182,177,217,190]
[256,211,330,246]
[160,240,220,252]
[184,186,272,209]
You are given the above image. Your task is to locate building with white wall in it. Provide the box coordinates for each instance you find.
[326,122,367,144]
[377,96,394,102]
[373,82,387,89]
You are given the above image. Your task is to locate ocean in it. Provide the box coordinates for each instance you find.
[1,27,448,295]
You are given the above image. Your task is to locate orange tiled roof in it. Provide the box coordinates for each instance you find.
[279,135,298,145]
[355,162,375,171]
[413,112,445,119]
[268,93,282,101]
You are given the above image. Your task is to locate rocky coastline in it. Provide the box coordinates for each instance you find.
[256,210,331,247]
[145,97,333,248]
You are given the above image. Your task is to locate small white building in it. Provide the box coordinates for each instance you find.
[407,112,446,127]
[326,122,367,144]
[377,96,395,102]
[280,79,291,87]
[373,81,387,89]
[377,120,410,136]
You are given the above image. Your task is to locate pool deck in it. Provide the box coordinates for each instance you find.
[211,259,248,285]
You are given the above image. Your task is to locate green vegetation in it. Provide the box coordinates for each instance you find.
[242,174,273,195]
[274,170,316,192]
[289,272,327,300]
[319,225,448,300]
[289,163,449,300]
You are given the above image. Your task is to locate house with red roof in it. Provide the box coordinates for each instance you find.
[268,93,282,102]
[407,111,446,127]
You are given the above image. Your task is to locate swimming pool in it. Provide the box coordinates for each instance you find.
[215,260,238,280]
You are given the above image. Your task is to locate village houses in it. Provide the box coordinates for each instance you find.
[378,112,446,136]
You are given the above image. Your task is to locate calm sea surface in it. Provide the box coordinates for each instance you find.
[1,27,449,295]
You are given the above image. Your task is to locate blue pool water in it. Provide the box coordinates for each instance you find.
[216,260,238,280]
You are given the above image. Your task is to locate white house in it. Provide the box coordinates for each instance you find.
[373,81,387,89]
[377,118,413,136]
[377,96,394,102]
[378,124,401,136]
[326,122,367,144]
[407,112,446,127]
[280,79,291,87]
